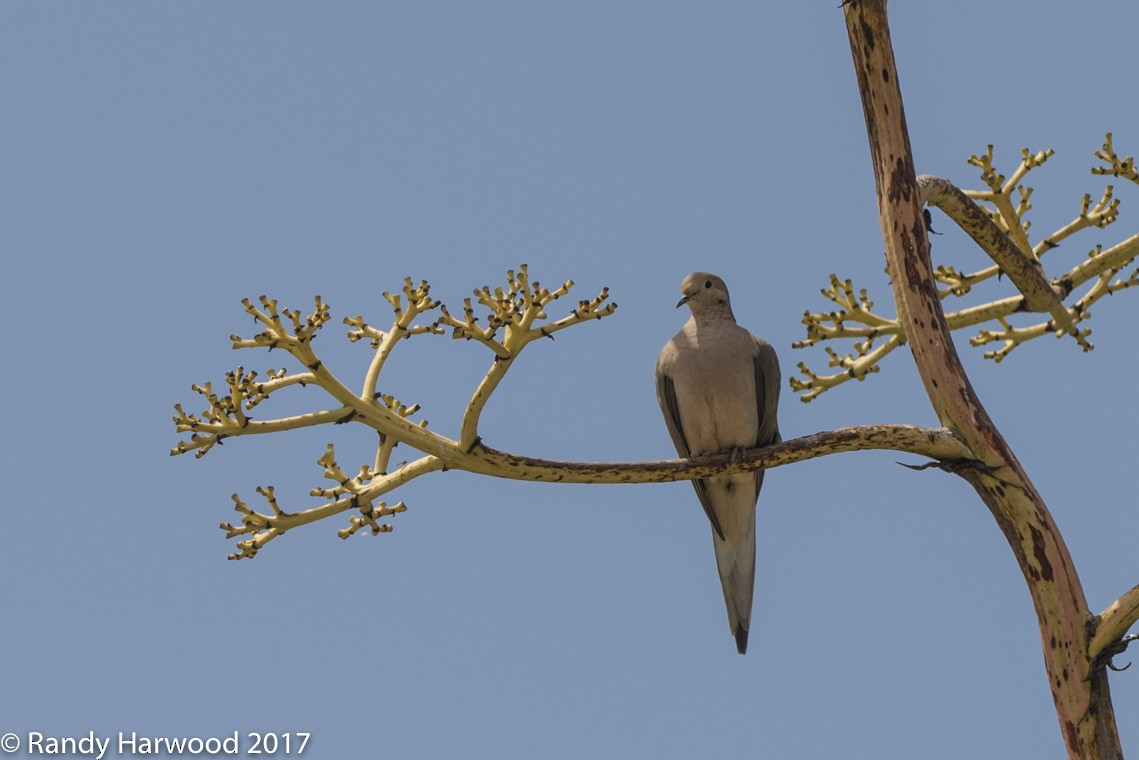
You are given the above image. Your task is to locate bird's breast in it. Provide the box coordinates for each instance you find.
[669,340,759,455]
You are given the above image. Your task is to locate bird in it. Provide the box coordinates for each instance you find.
[655,272,781,655]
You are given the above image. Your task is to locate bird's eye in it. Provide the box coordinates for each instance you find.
[704,280,712,289]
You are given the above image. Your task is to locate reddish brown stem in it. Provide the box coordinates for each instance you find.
[842,2,1122,757]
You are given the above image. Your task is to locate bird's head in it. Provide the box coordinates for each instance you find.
[676,272,734,319]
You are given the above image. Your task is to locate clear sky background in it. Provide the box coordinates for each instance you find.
[3,3,1137,758]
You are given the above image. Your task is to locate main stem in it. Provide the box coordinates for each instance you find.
[842,2,1121,758]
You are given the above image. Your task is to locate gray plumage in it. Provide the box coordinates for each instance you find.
[655,272,781,655]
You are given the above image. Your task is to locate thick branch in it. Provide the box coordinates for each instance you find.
[462,424,971,483]
[203,419,968,560]
[918,176,1087,338]
[843,3,1112,757]
[920,175,1095,350]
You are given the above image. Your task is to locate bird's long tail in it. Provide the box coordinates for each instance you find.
[709,474,759,655]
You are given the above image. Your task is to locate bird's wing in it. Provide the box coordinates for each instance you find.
[753,340,782,448]
[751,340,781,498]
[656,368,726,541]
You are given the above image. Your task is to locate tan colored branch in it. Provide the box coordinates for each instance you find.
[1037,186,1121,256]
[348,278,443,400]
[920,139,1122,291]
[794,150,1136,399]
[966,234,1139,361]
[919,174,1091,351]
[460,357,514,451]
[945,180,1118,291]
[1062,233,1139,291]
[1093,133,1138,186]
[231,294,333,350]
[449,266,615,451]
[1090,584,1139,664]
[920,178,1059,311]
[174,266,625,558]
[229,296,406,442]
[371,394,424,475]
[170,406,351,457]
[965,144,1052,256]
[790,334,902,402]
[1088,587,1139,660]
[273,316,455,456]
[221,454,444,560]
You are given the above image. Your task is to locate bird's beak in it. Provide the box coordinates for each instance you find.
[676,294,693,309]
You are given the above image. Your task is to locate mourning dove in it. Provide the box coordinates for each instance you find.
[655,272,781,654]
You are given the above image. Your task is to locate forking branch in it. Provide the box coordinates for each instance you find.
[172,266,626,558]
[172,265,977,560]
[792,136,1139,401]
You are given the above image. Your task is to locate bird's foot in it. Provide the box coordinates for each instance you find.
[728,445,748,465]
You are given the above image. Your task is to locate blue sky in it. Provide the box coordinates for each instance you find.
[2,3,1137,758]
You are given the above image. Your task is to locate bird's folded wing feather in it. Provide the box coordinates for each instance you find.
[753,341,781,448]
[656,369,727,541]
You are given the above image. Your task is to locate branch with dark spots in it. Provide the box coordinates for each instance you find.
[794,142,1137,395]
[919,174,1090,350]
[1029,524,1055,583]
[466,425,971,485]
[842,4,1123,756]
